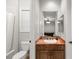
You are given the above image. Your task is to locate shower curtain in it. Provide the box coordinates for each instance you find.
[6,13,16,59]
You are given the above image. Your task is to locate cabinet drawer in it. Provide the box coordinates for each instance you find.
[36,44,65,51]
[57,45,65,51]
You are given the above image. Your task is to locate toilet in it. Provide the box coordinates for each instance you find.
[12,41,30,59]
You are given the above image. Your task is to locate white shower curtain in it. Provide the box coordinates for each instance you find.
[6,13,15,53]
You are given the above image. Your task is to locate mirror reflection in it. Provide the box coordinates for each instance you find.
[57,15,64,36]
[43,11,56,37]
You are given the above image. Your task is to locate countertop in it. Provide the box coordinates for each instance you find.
[36,36,65,45]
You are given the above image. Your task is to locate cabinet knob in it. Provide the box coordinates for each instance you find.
[69,41,72,44]
[29,40,31,43]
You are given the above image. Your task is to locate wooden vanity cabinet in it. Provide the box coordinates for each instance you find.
[36,44,65,59]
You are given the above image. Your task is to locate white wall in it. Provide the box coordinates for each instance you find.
[6,0,19,53]
[19,0,32,51]
[40,0,61,11]
[19,32,30,50]
[61,0,66,14]
[57,0,65,18]
[18,0,40,59]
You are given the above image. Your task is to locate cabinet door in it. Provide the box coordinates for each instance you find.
[50,51,65,59]
[36,51,50,59]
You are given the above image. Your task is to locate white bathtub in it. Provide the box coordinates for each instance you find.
[6,50,15,59]
[12,51,28,59]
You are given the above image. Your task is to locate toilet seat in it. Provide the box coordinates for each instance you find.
[12,51,27,59]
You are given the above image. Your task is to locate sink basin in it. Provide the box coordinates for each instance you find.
[44,39,57,44]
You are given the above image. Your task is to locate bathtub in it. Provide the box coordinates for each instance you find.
[12,51,29,59]
[6,50,15,59]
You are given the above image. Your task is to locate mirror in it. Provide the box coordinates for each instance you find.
[43,11,57,37]
[39,0,64,37]
[57,15,64,36]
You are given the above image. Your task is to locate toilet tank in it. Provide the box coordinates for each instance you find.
[20,41,30,51]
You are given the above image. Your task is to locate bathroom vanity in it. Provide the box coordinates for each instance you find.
[36,36,65,59]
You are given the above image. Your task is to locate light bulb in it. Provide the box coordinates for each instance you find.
[46,21,50,24]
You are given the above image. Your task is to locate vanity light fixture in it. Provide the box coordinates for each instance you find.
[58,18,63,20]
[57,22,60,23]
[46,21,50,24]
[46,18,51,24]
